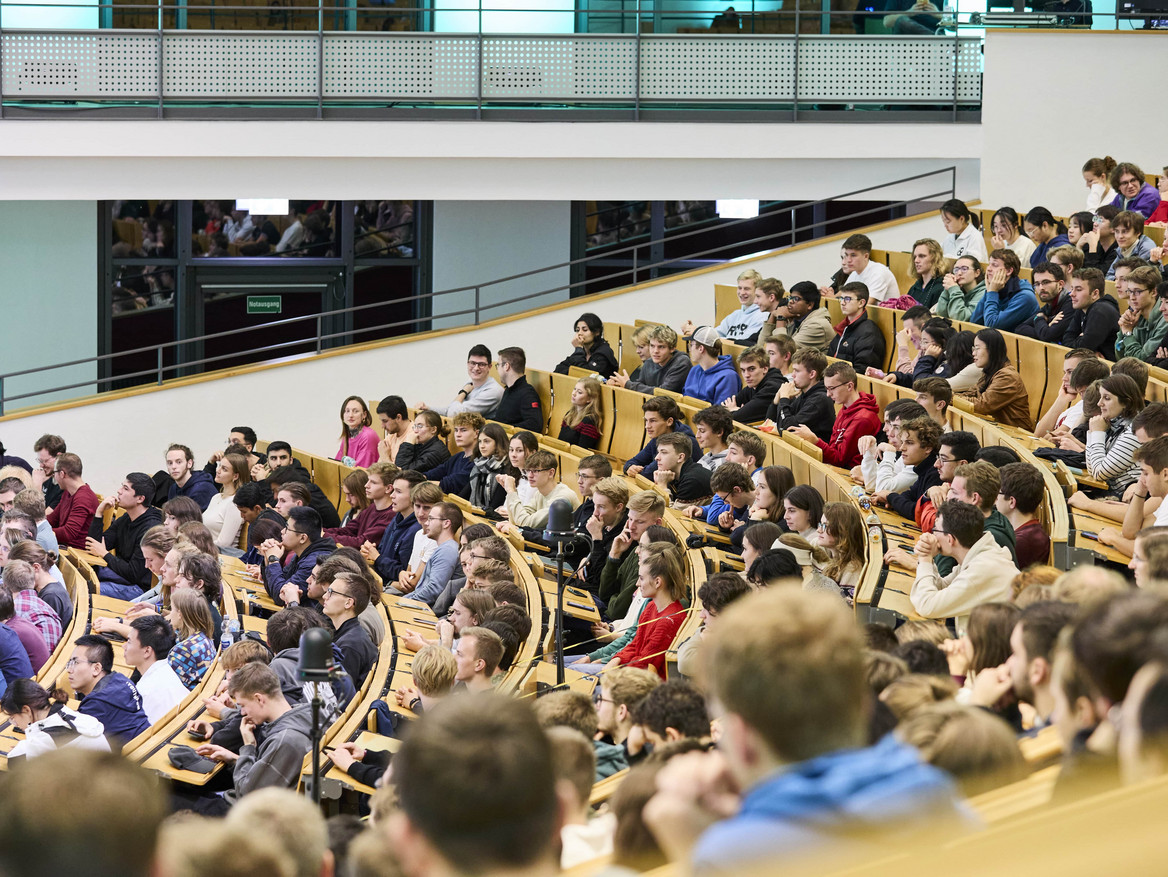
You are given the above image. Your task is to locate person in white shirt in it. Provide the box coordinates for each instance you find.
[497,450,580,533]
[1098,434,1168,557]
[940,199,989,264]
[1035,350,1108,440]
[124,615,189,724]
[1083,156,1117,211]
[547,727,617,870]
[417,343,503,418]
[392,482,442,597]
[202,454,247,548]
[821,233,899,304]
[682,268,767,343]
[852,399,929,493]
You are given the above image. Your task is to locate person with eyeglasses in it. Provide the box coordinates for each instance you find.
[319,571,376,685]
[1108,161,1162,220]
[909,500,1016,637]
[412,502,465,609]
[1015,261,1074,345]
[67,634,151,751]
[934,255,985,322]
[1116,266,1168,361]
[416,343,503,419]
[827,282,886,373]
[764,281,834,353]
[497,450,580,534]
[261,506,335,606]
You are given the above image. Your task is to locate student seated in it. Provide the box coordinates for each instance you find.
[124,615,189,724]
[767,280,834,352]
[607,324,652,390]
[652,432,712,506]
[416,344,502,419]
[908,239,947,308]
[726,430,767,488]
[1035,348,1107,438]
[722,345,786,424]
[682,327,742,405]
[498,450,580,533]
[453,626,505,693]
[989,206,1036,266]
[0,582,35,685]
[969,248,1038,333]
[995,462,1052,569]
[769,348,835,441]
[912,376,952,428]
[868,305,931,386]
[2,678,110,760]
[319,570,377,685]
[909,500,1016,634]
[1062,267,1120,357]
[814,503,866,604]
[1106,210,1156,279]
[493,346,544,432]
[960,328,1033,430]
[1023,207,1071,267]
[1109,161,1162,218]
[394,409,452,472]
[873,416,943,521]
[2,559,60,653]
[412,502,464,608]
[822,233,899,304]
[690,405,733,472]
[602,544,687,679]
[611,324,692,394]
[1016,261,1073,344]
[1099,431,1168,554]
[166,588,216,690]
[828,282,886,373]
[261,507,335,605]
[934,255,986,321]
[644,588,967,873]
[940,198,988,264]
[13,487,57,555]
[1067,373,1144,505]
[558,378,604,450]
[675,571,751,679]
[424,412,481,497]
[787,362,881,468]
[853,398,929,493]
[335,395,379,468]
[1115,265,1167,360]
[623,396,700,478]
[189,662,315,814]
[554,312,619,378]
[681,268,766,344]
[164,444,217,511]
[86,472,164,600]
[67,634,150,750]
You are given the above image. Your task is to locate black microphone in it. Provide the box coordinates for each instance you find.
[297,627,340,682]
[543,498,576,543]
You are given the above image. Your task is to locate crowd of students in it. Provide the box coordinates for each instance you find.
[3,167,1168,876]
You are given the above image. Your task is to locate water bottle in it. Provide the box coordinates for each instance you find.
[221,618,241,651]
[858,496,883,543]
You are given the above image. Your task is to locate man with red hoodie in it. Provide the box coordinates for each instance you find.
[787,362,880,468]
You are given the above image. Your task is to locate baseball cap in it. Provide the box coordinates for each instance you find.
[684,326,721,347]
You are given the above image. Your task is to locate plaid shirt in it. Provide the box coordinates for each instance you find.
[13,590,62,652]
[168,632,216,690]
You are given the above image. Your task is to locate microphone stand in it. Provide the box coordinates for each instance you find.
[308,681,323,804]
[554,539,567,686]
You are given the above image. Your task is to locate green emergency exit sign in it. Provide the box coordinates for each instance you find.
[247,295,282,315]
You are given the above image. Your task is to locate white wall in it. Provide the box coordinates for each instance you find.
[980,30,1168,215]
[0,211,939,489]
[0,202,98,409]
[0,121,981,201]
[431,201,573,328]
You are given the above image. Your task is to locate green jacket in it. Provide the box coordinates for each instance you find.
[1116,306,1168,361]
[598,544,640,621]
[934,281,986,322]
[594,740,630,781]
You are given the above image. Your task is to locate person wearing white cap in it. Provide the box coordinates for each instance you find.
[682,327,742,405]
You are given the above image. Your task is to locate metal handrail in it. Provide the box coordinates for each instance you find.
[0,167,956,412]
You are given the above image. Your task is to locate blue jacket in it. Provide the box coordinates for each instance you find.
[683,355,742,405]
[1030,234,1070,268]
[624,422,702,478]
[970,277,1038,332]
[1106,235,1156,279]
[264,537,336,605]
[426,452,474,498]
[373,511,421,582]
[168,469,217,512]
[0,623,34,683]
[78,672,151,750]
[691,734,972,876]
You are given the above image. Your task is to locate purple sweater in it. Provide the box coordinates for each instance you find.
[336,426,380,468]
[1111,183,1162,220]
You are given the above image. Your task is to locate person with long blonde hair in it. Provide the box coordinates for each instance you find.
[167,587,216,689]
[558,378,605,450]
[908,239,948,309]
[203,452,252,548]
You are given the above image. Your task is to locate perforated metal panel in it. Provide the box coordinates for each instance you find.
[796,36,981,103]
[163,33,318,97]
[480,36,635,100]
[1,32,158,97]
[323,35,479,98]
[639,37,796,101]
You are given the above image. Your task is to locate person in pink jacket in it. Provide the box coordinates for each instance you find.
[335,396,380,468]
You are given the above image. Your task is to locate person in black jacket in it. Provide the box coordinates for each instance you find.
[723,346,786,424]
[874,417,943,521]
[494,347,544,432]
[86,472,164,600]
[828,282,886,373]
[554,312,619,379]
[267,464,342,529]
[1015,262,1074,344]
[1077,205,1120,272]
[394,410,452,473]
[320,571,377,686]
[768,348,835,442]
[1062,268,1120,359]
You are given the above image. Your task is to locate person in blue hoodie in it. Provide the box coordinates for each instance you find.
[645,589,973,875]
[970,248,1038,333]
[69,635,151,751]
[164,443,218,511]
[683,327,742,405]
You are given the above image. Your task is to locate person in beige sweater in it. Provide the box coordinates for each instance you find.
[910,499,1017,636]
[497,449,580,533]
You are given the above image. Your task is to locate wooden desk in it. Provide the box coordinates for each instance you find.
[71,549,108,568]
[874,570,923,622]
[139,735,225,786]
[227,574,282,614]
[323,730,402,795]
[539,581,601,623]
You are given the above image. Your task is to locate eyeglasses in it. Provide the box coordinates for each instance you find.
[323,586,352,600]
[823,382,846,393]
[1033,278,1060,287]
[1093,215,1105,225]
[952,265,971,273]
[837,296,857,304]
[787,295,804,304]
[426,514,446,523]
[933,529,948,537]
[936,454,957,464]
[522,468,553,477]
[281,526,303,536]
[817,521,828,531]
[467,360,491,370]
[1119,177,1140,188]
[66,658,93,669]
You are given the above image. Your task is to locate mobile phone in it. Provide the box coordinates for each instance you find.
[187,727,208,741]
